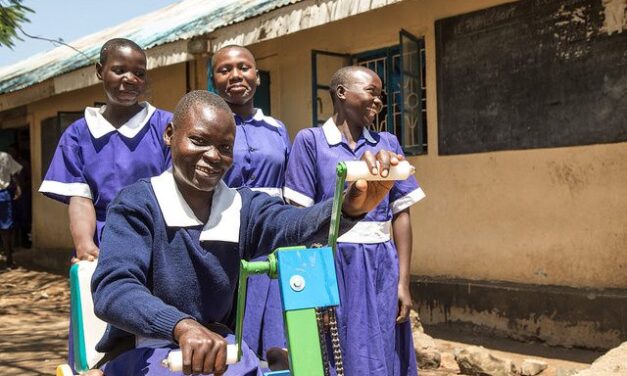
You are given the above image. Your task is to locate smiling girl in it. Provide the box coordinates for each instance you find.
[211,45,291,364]
[39,38,172,370]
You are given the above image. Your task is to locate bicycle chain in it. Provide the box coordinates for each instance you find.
[328,307,344,376]
[316,308,331,376]
[315,307,344,376]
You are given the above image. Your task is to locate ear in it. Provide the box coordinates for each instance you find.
[163,123,174,147]
[336,85,347,101]
[96,62,103,81]
[255,70,261,86]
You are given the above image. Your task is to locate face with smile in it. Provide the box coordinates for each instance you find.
[338,69,384,127]
[212,46,259,106]
[164,104,235,195]
[96,45,147,107]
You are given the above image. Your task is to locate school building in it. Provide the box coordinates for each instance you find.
[0,0,625,350]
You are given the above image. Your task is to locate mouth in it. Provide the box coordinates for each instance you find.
[117,90,139,98]
[226,84,250,96]
[196,165,222,177]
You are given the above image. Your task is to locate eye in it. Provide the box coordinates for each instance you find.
[216,66,230,74]
[112,67,124,75]
[134,70,146,79]
[189,136,207,146]
[220,144,233,153]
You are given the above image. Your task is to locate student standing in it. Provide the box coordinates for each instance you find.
[211,45,290,362]
[0,150,22,269]
[284,66,425,375]
[38,38,172,369]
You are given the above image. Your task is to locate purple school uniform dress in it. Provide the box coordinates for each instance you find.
[39,102,172,245]
[222,109,291,358]
[38,102,171,370]
[284,118,425,376]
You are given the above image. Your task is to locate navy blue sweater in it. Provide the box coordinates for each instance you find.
[92,178,356,352]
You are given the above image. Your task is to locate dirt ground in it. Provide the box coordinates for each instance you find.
[0,265,601,376]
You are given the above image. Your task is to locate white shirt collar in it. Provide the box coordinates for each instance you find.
[321,117,376,146]
[150,169,242,243]
[237,109,281,128]
[84,102,156,139]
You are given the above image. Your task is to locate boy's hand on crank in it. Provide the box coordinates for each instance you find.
[342,150,403,218]
[174,319,228,375]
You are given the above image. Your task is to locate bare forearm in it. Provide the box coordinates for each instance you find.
[69,196,99,259]
[392,209,412,287]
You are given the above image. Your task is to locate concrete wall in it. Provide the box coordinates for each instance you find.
[242,0,627,290]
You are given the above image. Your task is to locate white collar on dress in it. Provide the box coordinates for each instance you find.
[237,108,281,128]
[84,102,156,139]
[321,117,376,146]
[150,169,242,243]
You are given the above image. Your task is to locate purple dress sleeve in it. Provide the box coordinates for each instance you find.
[39,122,92,204]
[385,133,425,214]
[283,129,318,207]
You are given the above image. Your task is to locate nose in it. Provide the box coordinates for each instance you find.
[229,67,243,81]
[122,72,140,84]
[203,146,221,163]
[373,95,383,111]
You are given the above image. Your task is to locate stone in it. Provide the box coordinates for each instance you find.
[409,309,424,333]
[556,368,578,376]
[413,329,441,369]
[573,342,627,376]
[454,345,516,376]
[521,359,548,376]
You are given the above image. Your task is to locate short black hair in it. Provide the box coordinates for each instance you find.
[172,90,233,126]
[210,44,256,69]
[329,66,376,102]
[99,38,146,65]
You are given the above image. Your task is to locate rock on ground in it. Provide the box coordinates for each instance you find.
[411,309,442,369]
[573,342,627,376]
[454,345,517,376]
[521,359,548,376]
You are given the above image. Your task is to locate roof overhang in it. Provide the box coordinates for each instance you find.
[0,0,402,112]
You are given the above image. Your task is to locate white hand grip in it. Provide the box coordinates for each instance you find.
[161,344,238,371]
[345,160,415,181]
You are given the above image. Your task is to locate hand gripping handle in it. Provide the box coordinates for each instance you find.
[161,344,238,371]
[344,160,415,181]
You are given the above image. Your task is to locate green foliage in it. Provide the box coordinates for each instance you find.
[0,0,33,49]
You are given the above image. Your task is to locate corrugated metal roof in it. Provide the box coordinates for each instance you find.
[0,0,300,94]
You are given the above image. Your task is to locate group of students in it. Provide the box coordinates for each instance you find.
[39,38,425,376]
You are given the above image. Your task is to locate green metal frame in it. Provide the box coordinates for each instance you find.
[234,163,349,374]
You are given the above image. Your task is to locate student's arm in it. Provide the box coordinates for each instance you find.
[393,208,412,323]
[92,188,193,343]
[93,186,220,375]
[69,196,99,262]
[283,129,317,208]
[246,150,400,257]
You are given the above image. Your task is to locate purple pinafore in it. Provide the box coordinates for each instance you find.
[284,118,425,376]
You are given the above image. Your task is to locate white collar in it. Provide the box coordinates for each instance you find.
[321,117,376,146]
[150,169,242,243]
[237,109,281,128]
[85,102,156,139]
